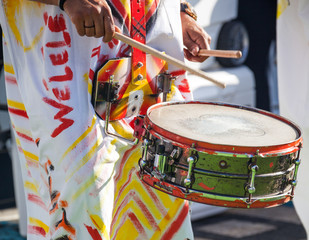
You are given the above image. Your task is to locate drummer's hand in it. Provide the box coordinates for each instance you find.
[62,0,115,41]
[181,12,211,62]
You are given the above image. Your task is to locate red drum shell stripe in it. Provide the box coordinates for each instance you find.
[141,173,292,209]
[144,101,303,156]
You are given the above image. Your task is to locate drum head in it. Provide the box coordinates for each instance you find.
[147,102,300,147]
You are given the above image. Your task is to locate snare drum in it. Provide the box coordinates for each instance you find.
[138,101,302,208]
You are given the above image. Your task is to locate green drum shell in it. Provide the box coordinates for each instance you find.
[171,149,295,198]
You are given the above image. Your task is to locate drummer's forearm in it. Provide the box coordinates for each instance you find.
[28,0,58,6]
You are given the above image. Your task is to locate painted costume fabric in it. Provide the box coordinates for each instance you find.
[277,0,309,238]
[0,0,194,239]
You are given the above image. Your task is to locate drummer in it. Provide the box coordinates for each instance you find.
[0,0,211,239]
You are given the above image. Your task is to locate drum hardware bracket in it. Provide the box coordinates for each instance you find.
[133,116,146,140]
[168,148,182,165]
[98,75,120,102]
[151,169,166,181]
[156,73,175,102]
[104,75,139,145]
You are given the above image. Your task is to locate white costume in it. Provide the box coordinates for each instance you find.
[0,0,194,239]
[277,0,309,238]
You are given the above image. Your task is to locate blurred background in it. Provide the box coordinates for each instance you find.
[0,0,306,239]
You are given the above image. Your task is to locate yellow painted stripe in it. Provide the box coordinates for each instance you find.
[7,100,26,110]
[29,217,49,234]
[88,80,92,95]
[277,0,289,18]
[24,181,39,194]
[114,150,141,191]
[23,149,39,162]
[116,218,139,240]
[65,134,103,182]
[61,116,97,163]
[89,214,110,240]
[71,176,95,201]
[15,137,21,146]
[110,121,134,140]
[83,72,93,95]
[4,64,15,74]
[150,198,184,240]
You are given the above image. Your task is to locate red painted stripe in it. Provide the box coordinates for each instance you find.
[28,193,48,211]
[128,212,147,237]
[170,70,186,77]
[114,144,138,181]
[114,169,134,203]
[84,224,103,240]
[8,107,29,118]
[133,194,159,231]
[177,78,191,93]
[140,180,168,216]
[27,225,46,237]
[111,190,135,228]
[198,182,215,191]
[89,69,95,81]
[5,75,17,84]
[16,130,34,142]
[161,202,189,240]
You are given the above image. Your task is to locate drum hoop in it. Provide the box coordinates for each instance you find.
[140,172,293,208]
[145,101,303,155]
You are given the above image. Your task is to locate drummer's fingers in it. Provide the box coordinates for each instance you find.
[84,17,96,37]
[94,13,104,38]
[74,18,86,36]
[191,28,211,51]
[102,9,115,42]
[65,7,86,36]
[184,48,208,62]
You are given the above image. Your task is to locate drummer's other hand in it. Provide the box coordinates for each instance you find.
[181,12,211,62]
[62,0,115,41]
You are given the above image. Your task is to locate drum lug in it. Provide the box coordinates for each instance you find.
[154,144,166,174]
[140,138,152,170]
[246,164,259,194]
[290,158,301,195]
[184,155,197,187]
[290,142,302,196]
[246,151,259,204]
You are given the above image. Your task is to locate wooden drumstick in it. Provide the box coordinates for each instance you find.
[113,32,226,89]
[198,49,242,59]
